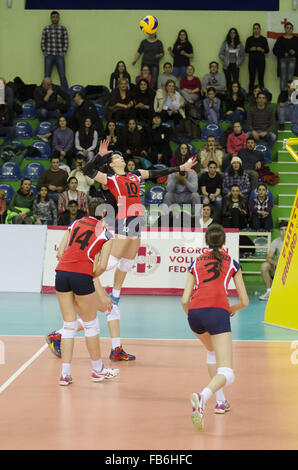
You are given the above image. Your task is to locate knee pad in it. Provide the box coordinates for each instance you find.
[217,367,235,386]
[118,257,135,273]
[106,305,120,322]
[106,255,120,271]
[61,320,78,339]
[206,350,216,365]
[83,317,100,338]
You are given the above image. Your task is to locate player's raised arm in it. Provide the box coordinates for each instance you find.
[82,139,111,184]
[139,156,197,180]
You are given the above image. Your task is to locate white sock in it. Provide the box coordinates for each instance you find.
[112,337,121,349]
[112,289,121,298]
[215,388,226,403]
[267,288,271,293]
[201,387,213,405]
[62,363,71,377]
[92,359,103,372]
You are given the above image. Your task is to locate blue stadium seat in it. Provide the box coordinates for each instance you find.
[0,183,14,204]
[12,140,26,148]
[30,185,38,196]
[145,185,167,205]
[19,101,37,120]
[0,162,21,181]
[14,121,33,139]
[95,103,105,120]
[201,123,223,141]
[34,121,55,136]
[255,144,272,163]
[27,141,51,160]
[69,85,85,100]
[249,187,273,202]
[22,162,45,181]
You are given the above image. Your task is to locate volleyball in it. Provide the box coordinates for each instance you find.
[139,15,159,35]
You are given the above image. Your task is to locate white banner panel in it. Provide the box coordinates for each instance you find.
[0,225,47,292]
[42,227,239,295]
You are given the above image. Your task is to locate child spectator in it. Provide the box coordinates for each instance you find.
[33,185,58,225]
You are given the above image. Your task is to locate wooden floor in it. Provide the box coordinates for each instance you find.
[0,336,297,450]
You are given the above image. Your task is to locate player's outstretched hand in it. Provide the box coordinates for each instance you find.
[98,139,111,157]
[184,156,197,172]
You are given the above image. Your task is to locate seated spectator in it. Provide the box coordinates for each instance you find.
[179,65,201,104]
[34,77,70,122]
[203,87,221,124]
[133,79,155,125]
[201,61,226,102]
[168,29,194,79]
[136,64,156,90]
[123,118,149,163]
[0,189,7,224]
[52,116,74,168]
[154,79,186,126]
[259,221,287,300]
[5,178,35,224]
[199,160,223,209]
[157,62,178,90]
[199,204,214,228]
[291,103,298,135]
[247,85,272,108]
[222,156,251,198]
[198,135,224,172]
[221,184,249,229]
[126,159,145,204]
[103,120,125,152]
[95,182,118,224]
[147,112,172,166]
[58,176,88,215]
[0,103,16,143]
[225,82,246,122]
[277,80,296,130]
[107,77,135,123]
[33,185,58,225]
[58,199,84,226]
[37,155,68,205]
[69,156,94,196]
[249,183,273,231]
[223,121,248,169]
[163,169,200,212]
[110,60,131,91]
[71,91,104,137]
[246,91,276,148]
[75,117,98,162]
[238,137,264,189]
[171,143,195,167]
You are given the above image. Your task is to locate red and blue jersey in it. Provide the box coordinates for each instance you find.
[188,250,240,311]
[107,171,144,219]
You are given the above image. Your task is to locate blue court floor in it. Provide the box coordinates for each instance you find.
[1,293,298,341]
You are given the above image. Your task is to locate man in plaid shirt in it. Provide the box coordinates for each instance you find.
[41,11,69,91]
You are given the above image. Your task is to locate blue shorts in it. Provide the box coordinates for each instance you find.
[115,216,144,237]
[55,270,95,296]
[188,308,231,336]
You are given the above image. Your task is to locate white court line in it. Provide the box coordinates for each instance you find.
[0,343,47,394]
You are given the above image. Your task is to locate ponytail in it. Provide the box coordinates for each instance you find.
[205,224,226,272]
[212,246,223,271]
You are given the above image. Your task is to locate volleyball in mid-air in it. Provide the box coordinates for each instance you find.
[139,15,159,35]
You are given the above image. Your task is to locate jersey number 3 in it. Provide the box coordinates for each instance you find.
[69,227,93,251]
[203,262,220,283]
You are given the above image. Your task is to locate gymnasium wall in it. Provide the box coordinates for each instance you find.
[0,0,294,102]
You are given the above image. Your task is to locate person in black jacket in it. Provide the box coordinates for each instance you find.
[34,77,70,121]
[0,103,16,142]
[273,22,298,91]
[71,91,104,138]
[245,23,269,92]
[132,78,155,125]
[221,184,249,229]
[58,199,84,226]
[109,61,131,91]
[146,113,172,166]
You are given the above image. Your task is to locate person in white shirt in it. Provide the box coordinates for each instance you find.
[199,204,214,228]
[69,156,94,196]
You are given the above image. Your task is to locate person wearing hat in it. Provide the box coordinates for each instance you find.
[222,156,250,198]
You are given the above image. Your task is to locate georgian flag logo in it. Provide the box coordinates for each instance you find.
[132,244,161,275]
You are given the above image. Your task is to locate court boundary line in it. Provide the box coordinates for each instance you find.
[0,343,47,394]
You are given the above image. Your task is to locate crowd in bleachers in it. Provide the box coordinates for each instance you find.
[1,11,298,229]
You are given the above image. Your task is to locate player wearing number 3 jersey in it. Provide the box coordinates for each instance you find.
[182,224,249,430]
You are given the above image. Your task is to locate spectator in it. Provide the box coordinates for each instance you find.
[199,204,214,228]
[69,156,94,196]
[224,82,246,122]
[103,120,125,152]
[198,135,224,172]
[238,137,264,190]
[168,29,194,79]
[58,176,88,215]
[154,79,186,126]
[246,92,276,148]
[199,160,223,209]
[164,169,200,212]
[245,23,269,92]
[33,185,58,225]
[95,182,118,223]
[5,179,35,224]
[157,63,178,89]
[291,103,298,135]
[171,143,194,167]
[277,80,296,130]
[133,33,164,84]
[179,65,201,105]
[123,118,149,163]
[75,117,98,162]
[147,113,172,166]
[133,79,155,125]
[109,61,131,91]
[41,11,69,91]
[0,103,16,143]
[226,121,248,156]
[37,155,68,204]
[107,77,135,124]
[34,77,70,122]
[222,156,251,198]
[136,64,156,90]
[221,184,249,229]
[52,116,74,168]
[0,189,7,224]
[126,159,145,204]
[249,183,273,231]
[0,77,14,113]
[203,87,221,124]
[58,199,84,226]
[273,22,298,92]
[247,84,262,108]
[219,28,245,89]
[71,91,104,137]
[201,61,226,102]
[259,221,288,300]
